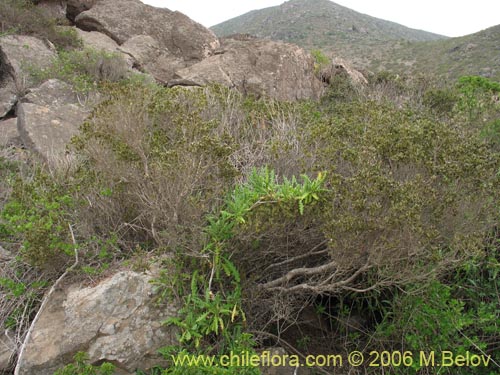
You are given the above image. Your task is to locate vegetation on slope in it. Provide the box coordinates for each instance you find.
[211,0,445,74]
[0,1,499,374]
[0,0,80,50]
[371,24,500,82]
[212,0,500,82]
[1,71,499,374]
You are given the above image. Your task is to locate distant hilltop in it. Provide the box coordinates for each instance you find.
[211,0,500,81]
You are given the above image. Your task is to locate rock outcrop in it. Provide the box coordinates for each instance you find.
[75,0,219,83]
[174,37,324,101]
[66,0,99,21]
[321,58,368,85]
[16,79,94,165]
[35,0,68,22]
[0,118,19,147]
[16,271,178,375]
[0,35,56,89]
[74,28,134,67]
[0,35,56,117]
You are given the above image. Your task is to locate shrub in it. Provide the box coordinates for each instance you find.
[70,82,312,254]
[158,167,325,374]
[30,48,129,93]
[310,48,330,75]
[374,243,499,374]
[481,118,500,149]
[423,87,458,114]
[1,168,75,268]
[456,75,500,123]
[242,99,499,294]
[53,352,115,375]
[0,0,81,50]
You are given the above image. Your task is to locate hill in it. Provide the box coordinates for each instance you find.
[371,24,500,81]
[211,0,446,68]
[211,0,500,82]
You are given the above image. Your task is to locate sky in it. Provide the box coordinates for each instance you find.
[141,0,500,37]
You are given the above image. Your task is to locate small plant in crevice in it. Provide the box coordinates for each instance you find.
[311,48,331,76]
[52,352,115,375]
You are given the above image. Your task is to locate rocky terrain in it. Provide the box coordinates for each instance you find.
[0,0,356,373]
[0,0,348,164]
[0,1,499,375]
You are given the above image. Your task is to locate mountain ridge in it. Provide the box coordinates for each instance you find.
[211,0,446,66]
[211,0,500,81]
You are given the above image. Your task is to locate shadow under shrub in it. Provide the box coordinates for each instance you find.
[227,99,499,349]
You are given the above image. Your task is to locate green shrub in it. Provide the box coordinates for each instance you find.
[159,167,326,374]
[1,168,75,268]
[310,48,330,75]
[323,71,359,102]
[423,87,458,114]
[53,352,115,375]
[374,243,499,374]
[0,0,81,50]
[481,118,500,149]
[456,75,500,123]
[30,48,129,93]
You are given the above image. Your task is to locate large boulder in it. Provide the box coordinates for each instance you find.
[75,0,219,83]
[16,79,94,165]
[74,28,134,68]
[0,35,56,117]
[173,37,324,101]
[0,35,56,89]
[15,270,178,375]
[66,0,100,21]
[320,58,368,85]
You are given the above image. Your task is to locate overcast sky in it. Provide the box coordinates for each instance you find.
[141,0,500,37]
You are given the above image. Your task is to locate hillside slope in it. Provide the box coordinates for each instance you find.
[211,0,445,68]
[373,24,500,81]
[212,0,500,82]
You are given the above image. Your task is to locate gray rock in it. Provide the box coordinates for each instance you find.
[66,0,100,21]
[74,27,134,68]
[0,35,56,89]
[0,118,19,147]
[16,270,178,375]
[0,333,16,372]
[0,76,17,118]
[321,58,368,85]
[174,37,324,101]
[35,0,68,22]
[0,245,14,261]
[16,79,93,165]
[75,0,219,82]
